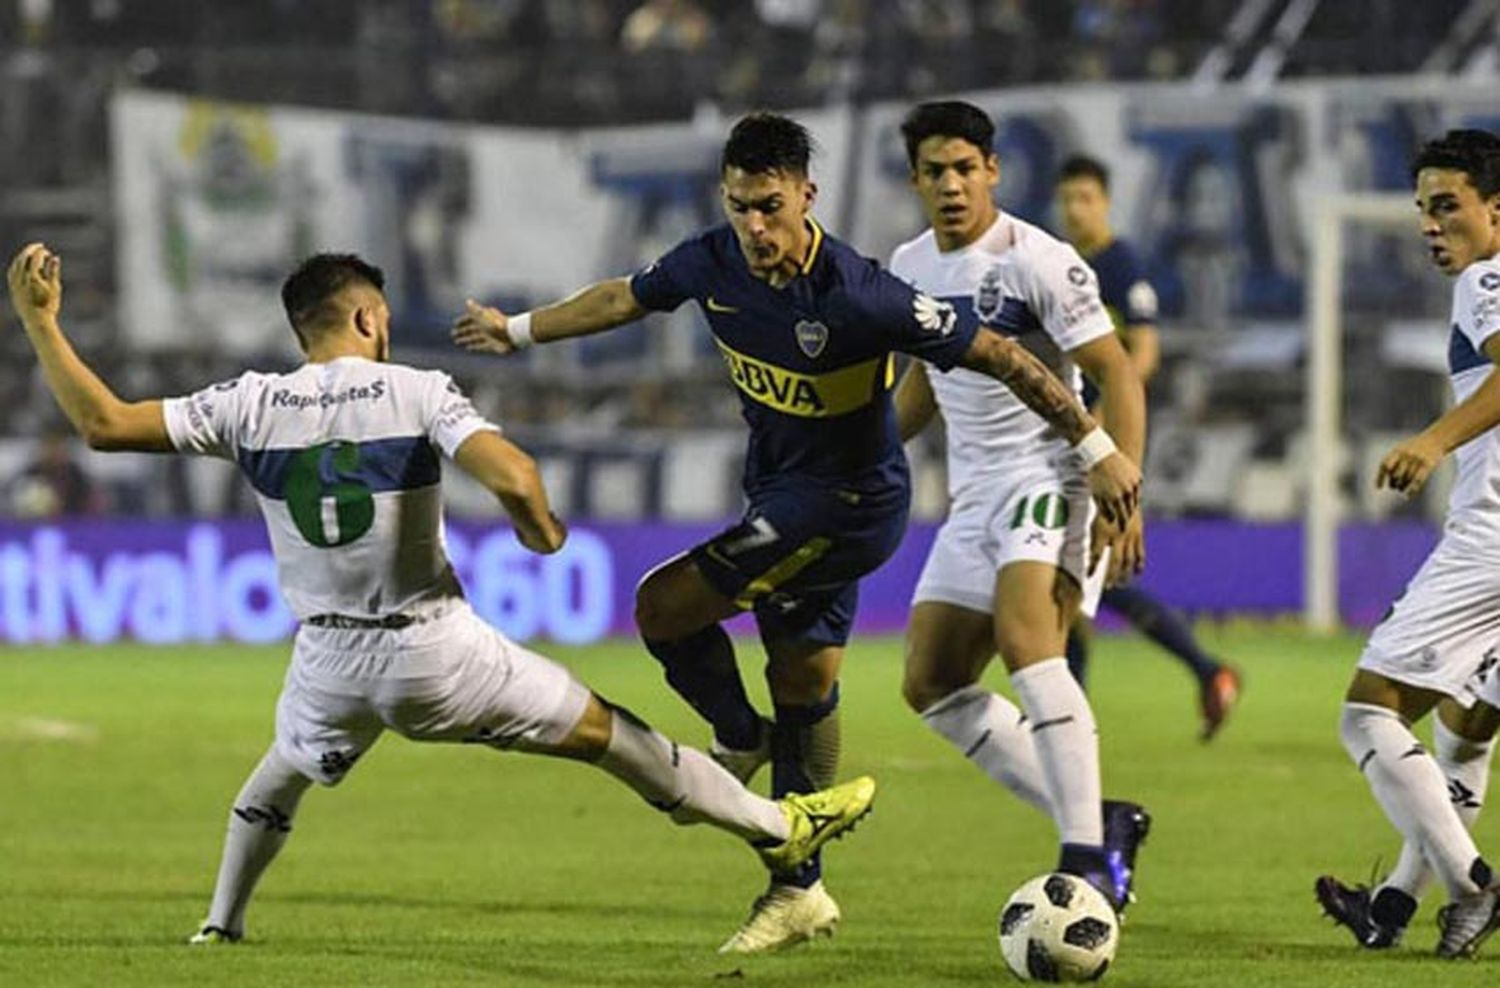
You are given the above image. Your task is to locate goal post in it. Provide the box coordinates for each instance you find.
[1304,193,1420,632]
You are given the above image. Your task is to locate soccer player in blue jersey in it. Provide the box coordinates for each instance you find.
[1055,154,1243,741]
[454,112,1141,952]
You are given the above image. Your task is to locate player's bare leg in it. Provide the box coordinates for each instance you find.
[636,556,768,764]
[719,640,846,953]
[1337,670,1500,955]
[904,601,1051,813]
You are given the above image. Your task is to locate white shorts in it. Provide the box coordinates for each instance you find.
[275,601,593,785]
[1358,534,1500,707]
[912,468,1105,618]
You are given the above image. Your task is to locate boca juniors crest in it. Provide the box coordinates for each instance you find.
[796,319,829,358]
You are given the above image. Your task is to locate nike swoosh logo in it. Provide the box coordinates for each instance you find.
[706,296,740,314]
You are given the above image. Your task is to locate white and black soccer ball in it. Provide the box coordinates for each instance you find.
[997,873,1118,982]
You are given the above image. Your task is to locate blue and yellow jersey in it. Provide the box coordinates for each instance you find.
[1082,238,1158,406]
[630,220,977,491]
[1088,239,1159,332]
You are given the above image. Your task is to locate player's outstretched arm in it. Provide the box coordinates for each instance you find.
[893,360,938,442]
[452,277,648,356]
[6,243,171,452]
[453,430,567,554]
[1378,334,1500,496]
[958,327,1140,526]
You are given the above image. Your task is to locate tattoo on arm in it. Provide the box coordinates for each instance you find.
[961,330,1093,444]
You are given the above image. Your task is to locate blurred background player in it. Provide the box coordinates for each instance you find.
[1316,129,1500,958]
[453,111,1140,951]
[5,243,876,950]
[1055,153,1243,741]
[890,101,1149,909]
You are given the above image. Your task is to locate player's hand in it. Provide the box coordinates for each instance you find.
[7,242,62,326]
[1103,510,1146,586]
[452,299,518,355]
[1086,450,1141,528]
[517,513,568,554]
[1376,433,1444,498]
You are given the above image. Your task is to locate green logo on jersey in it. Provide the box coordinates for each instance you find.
[285,441,375,547]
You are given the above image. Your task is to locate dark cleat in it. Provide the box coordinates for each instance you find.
[1102,800,1151,916]
[1199,664,1243,742]
[1315,875,1411,949]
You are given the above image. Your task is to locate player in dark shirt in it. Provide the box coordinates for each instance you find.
[455,114,1140,952]
[1056,154,1243,741]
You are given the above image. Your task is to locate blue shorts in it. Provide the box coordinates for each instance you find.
[691,479,909,647]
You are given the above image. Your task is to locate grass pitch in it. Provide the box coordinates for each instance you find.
[1,626,1494,986]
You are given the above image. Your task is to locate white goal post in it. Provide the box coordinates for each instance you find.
[1305,193,1419,632]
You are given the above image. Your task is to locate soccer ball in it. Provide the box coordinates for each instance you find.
[997,873,1118,982]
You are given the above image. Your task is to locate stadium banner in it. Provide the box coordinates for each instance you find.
[0,519,1434,645]
[115,77,1500,353]
[111,89,854,354]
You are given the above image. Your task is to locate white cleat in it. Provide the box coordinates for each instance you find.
[717,880,841,954]
[709,718,772,785]
[1436,888,1500,958]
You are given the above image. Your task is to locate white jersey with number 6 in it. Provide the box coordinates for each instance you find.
[162,356,498,620]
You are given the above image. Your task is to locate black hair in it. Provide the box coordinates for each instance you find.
[721,112,814,177]
[1411,129,1500,198]
[1058,154,1110,192]
[280,252,386,340]
[899,100,996,169]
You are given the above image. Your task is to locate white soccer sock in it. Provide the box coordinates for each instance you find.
[1340,703,1486,899]
[1382,717,1494,900]
[921,685,1051,815]
[597,708,789,843]
[1010,658,1102,846]
[204,746,313,936]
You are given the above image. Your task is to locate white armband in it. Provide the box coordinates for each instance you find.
[1074,427,1118,470]
[507,311,535,349]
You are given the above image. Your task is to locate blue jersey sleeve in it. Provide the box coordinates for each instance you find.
[1100,243,1159,327]
[628,237,702,313]
[852,264,977,371]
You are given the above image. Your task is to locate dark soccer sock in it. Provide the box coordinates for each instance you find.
[1103,585,1219,684]
[643,624,762,751]
[771,683,842,888]
[1065,629,1089,689]
[1371,887,1418,931]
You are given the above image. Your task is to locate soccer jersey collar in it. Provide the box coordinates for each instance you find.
[935,212,1013,260]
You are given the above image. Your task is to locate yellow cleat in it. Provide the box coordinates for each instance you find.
[758,775,876,875]
[187,922,241,945]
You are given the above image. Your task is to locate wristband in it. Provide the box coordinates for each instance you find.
[1075,427,1117,470]
[507,311,535,349]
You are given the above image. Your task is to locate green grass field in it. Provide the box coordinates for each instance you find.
[1,627,1494,986]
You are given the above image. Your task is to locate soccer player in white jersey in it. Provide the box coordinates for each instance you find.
[1315,129,1500,959]
[886,101,1150,907]
[5,245,876,952]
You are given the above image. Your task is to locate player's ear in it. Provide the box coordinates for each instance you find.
[353,305,374,338]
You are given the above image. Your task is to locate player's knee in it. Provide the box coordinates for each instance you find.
[902,665,971,714]
[766,661,835,706]
[994,620,1058,669]
[633,583,677,641]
